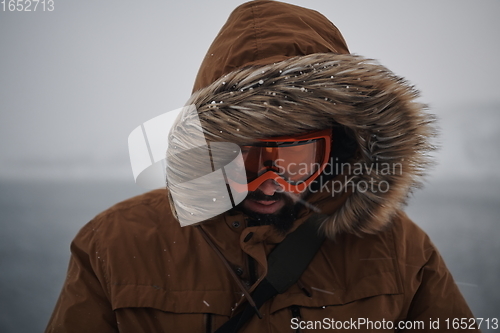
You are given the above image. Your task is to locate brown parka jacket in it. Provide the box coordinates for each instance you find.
[46,1,477,332]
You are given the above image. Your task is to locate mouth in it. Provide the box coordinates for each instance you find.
[243,198,285,214]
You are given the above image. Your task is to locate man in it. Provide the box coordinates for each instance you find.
[46,1,477,332]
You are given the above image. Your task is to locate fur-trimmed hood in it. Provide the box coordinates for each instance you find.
[167,0,435,239]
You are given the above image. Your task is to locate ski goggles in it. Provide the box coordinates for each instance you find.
[228,129,332,194]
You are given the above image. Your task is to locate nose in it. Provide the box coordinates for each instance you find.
[257,179,283,196]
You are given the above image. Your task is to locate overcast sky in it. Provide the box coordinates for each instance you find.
[1,0,499,182]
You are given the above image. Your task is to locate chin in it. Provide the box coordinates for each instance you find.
[238,197,300,234]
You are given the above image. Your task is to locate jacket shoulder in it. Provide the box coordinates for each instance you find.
[390,210,434,256]
[388,210,476,321]
[94,188,171,221]
[80,189,177,234]
[70,188,180,272]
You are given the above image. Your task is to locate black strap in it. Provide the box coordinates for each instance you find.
[215,214,325,333]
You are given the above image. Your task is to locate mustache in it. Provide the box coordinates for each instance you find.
[245,190,286,201]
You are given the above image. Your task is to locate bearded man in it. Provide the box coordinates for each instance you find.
[46,1,477,332]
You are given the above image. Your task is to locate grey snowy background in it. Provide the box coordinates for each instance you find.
[0,0,499,332]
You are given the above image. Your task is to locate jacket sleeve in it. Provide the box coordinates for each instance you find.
[45,221,118,333]
[397,212,479,331]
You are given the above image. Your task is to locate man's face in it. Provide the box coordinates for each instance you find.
[234,129,330,230]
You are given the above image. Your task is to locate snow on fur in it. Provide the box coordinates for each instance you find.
[169,53,437,238]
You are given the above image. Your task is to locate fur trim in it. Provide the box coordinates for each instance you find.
[169,53,436,238]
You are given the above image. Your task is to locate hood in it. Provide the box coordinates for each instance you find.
[168,0,436,239]
[193,0,349,92]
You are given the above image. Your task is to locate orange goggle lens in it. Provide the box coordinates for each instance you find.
[235,129,332,194]
[241,139,325,183]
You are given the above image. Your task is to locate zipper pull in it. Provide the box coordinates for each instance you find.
[291,305,302,333]
[297,279,312,297]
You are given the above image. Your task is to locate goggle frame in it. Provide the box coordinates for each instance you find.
[237,128,332,194]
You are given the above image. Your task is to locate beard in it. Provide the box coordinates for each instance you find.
[236,190,300,234]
